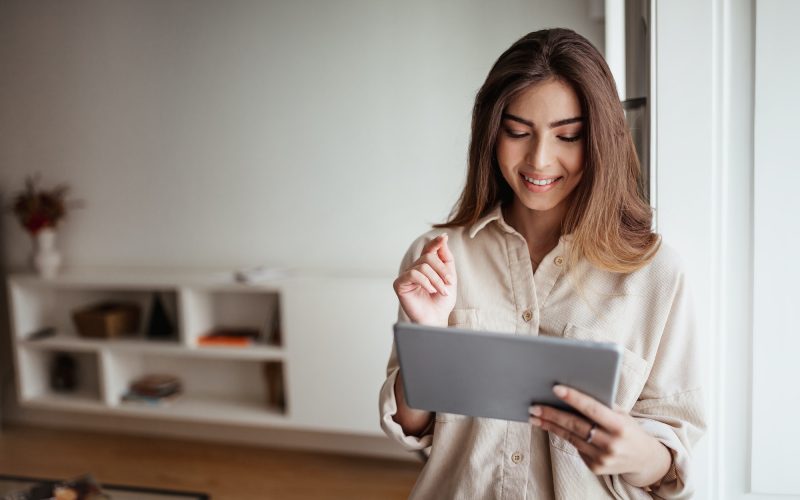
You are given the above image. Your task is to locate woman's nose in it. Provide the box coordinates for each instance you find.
[526,137,553,169]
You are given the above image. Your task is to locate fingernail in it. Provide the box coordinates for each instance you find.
[441,288,449,296]
[530,417,541,426]
[553,385,567,398]
[445,274,454,284]
[530,405,542,416]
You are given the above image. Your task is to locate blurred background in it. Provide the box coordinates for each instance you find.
[0,0,796,499]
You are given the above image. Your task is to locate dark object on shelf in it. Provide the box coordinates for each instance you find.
[264,299,282,346]
[129,374,181,398]
[145,292,176,340]
[263,361,286,411]
[71,301,140,339]
[27,326,56,341]
[205,327,259,338]
[49,353,77,392]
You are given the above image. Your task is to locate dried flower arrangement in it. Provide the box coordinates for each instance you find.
[6,172,85,236]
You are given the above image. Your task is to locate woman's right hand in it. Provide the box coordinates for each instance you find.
[393,233,457,327]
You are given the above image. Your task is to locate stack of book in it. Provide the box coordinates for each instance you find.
[197,327,260,347]
[122,374,182,406]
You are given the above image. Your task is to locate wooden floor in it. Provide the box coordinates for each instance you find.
[0,424,423,499]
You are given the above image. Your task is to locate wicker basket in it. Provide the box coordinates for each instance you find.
[71,301,141,338]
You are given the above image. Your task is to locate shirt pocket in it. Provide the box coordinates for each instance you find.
[560,323,649,410]
[447,307,480,329]
[549,323,649,456]
[435,308,480,424]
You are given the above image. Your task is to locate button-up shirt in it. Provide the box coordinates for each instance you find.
[378,202,706,499]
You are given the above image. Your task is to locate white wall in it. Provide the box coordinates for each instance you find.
[0,0,603,275]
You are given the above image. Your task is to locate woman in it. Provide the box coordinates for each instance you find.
[378,28,706,499]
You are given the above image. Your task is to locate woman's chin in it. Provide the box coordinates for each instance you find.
[514,194,563,213]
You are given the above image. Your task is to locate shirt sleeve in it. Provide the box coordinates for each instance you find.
[604,266,708,499]
[377,236,435,452]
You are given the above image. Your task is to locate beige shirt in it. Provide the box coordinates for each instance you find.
[378,202,706,500]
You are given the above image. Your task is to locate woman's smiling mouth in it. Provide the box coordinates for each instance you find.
[520,173,564,192]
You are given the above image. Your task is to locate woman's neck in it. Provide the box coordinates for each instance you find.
[502,200,566,261]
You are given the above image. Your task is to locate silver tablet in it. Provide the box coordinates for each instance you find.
[394,322,623,422]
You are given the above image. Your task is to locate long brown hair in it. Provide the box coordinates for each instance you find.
[433,28,659,273]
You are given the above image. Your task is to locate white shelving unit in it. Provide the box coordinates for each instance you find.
[6,267,398,440]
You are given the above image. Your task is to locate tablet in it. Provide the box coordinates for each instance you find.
[393,321,623,422]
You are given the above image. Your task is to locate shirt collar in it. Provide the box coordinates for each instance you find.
[467,202,575,245]
[468,202,515,238]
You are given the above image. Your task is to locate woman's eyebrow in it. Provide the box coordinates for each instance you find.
[502,112,584,128]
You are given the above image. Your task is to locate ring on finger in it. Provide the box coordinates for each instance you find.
[585,423,598,444]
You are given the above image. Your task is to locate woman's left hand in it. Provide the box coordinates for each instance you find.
[529,384,672,488]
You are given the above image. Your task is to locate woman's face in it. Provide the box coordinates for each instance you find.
[495,78,585,213]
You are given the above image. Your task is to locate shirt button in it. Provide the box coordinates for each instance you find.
[554,256,564,266]
[522,309,533,322]
[511,452,524,464]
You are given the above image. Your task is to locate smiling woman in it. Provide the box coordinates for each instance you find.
[438,28,659,275]
[380,27,706,500]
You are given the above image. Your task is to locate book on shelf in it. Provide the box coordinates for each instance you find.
[197,336,253,347]
[198,327,260,347]
[122,374,182,406]
[121,390,180,406]
[130,373,182,397]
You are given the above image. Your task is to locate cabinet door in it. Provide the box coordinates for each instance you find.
[280,275,397,435]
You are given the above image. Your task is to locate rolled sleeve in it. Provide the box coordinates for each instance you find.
[605,267,708,499]
[379,357,434,451]
[630,389,706,499]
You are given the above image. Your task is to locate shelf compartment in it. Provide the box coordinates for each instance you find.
[8,282,181,344]
[104,351,288,418]
[112,393,289,426]
[16,347,103,405]
[180,288,282,348]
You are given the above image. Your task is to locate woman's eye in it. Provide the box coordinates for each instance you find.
[559,134,582,143]
[503,127,528,138]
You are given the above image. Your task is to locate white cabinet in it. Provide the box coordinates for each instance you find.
[6,268,397,439]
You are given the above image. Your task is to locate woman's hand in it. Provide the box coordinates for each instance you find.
[393,233,457,327]
[529,385,673,488]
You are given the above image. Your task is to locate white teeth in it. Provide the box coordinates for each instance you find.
[523,175,559,186]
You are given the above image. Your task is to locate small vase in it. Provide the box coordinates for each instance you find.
[31,227,62,279]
